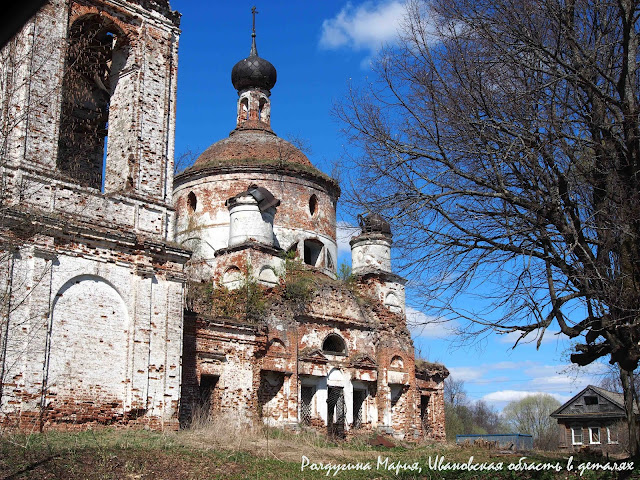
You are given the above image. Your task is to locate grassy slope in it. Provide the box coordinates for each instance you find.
[1,428,639,480]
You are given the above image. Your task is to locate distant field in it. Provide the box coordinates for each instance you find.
[1,424,638,479]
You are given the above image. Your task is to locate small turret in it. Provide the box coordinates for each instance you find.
[350,213,406,314]
[350,213,393,274]
[226,185,280,247]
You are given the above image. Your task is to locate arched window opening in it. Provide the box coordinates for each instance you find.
[222,266,243,290]
[304,239,323,267]
[326,251,335,270]
[187,191,197,213]
[384,292,402,313]
[309,194,318,216]
[258,266,279,286]
[322,334,347,355]
[57,17,127,190]
[239,97,249,122]
[258,96,269,123]
[390,355,404,369]
[268,338,286,353]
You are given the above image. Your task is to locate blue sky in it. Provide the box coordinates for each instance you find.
[171,0,611,410]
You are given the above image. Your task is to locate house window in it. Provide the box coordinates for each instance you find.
[584,396,598,405]
[589,427,600,444]
[571,427,583,445]
[607,427,619,444]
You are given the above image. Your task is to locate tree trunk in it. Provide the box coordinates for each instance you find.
[620,368,639,456]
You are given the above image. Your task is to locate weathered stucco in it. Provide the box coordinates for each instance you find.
[0,0,187,430]
[0,0,448,441]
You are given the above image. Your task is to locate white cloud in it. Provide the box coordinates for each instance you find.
[510,362,609,394]
[529,375,580,393]
[320,1,406,54]
[525,362,608,386]
[497,330,562,346]
[445,360,611,410]
[447,361,533,384]
[490,361,536,370]
[406,306,456,339]
[447,366,486,383]
[482,390,569,406]
[524,364,564,378]
[336,221,359,257]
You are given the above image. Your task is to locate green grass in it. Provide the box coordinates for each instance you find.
[1,429,639,479]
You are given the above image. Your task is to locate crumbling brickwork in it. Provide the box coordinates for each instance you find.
[0,0,188,430]
[172,23,449,442]
[1,0,448,441]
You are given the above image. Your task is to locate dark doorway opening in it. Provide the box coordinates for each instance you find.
[196,375,219,423]
[303,239,323,266]
[327,386,345,439]
[420,395,430,431]
[300,385,315,426]
[353,389,366,429]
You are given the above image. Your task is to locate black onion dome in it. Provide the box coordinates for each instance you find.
[231,36,277,91]
[359,213,392,235]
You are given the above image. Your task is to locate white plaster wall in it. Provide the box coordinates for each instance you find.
[0,1,67,170]
[351,238,392,274]
[5,166,175,241]
[260,371,286,426]
[173,172,338,273]
[0,243,184,425]
[0,247,52,413]
[218,357,255,423]
[48,275,128,402]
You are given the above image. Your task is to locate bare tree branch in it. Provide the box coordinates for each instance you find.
[337,0,640,453]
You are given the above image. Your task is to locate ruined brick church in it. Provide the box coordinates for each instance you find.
[0,0,448,440]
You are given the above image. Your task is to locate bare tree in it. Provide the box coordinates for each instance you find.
[599,365,640,410]
[336,0,640,454]
[443,378,507,439]
[444,376,468,407]
[472,400,506,435]
[174,147,201,175]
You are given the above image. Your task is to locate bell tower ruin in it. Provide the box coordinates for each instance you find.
[0,0,189,430]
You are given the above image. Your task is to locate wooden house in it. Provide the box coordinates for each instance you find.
[550,385,637,453]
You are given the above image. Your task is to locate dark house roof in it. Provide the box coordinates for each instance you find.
[550,385,638,420]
